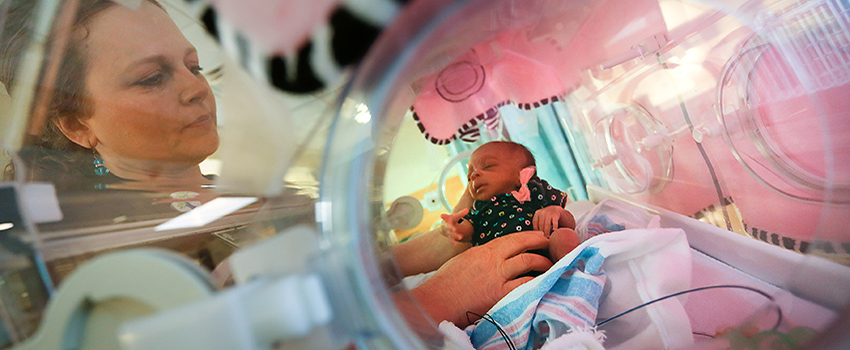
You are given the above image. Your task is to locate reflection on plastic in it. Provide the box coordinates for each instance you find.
[154,197,258,231]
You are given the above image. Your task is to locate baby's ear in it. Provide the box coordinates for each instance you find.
[54,116,97,149]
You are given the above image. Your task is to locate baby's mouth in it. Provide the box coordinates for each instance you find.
[472,181,484,193]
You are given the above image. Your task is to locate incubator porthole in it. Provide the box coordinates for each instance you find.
[717,32,850,204]
[592,104,672,195]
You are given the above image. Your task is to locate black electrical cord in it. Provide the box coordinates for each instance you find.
[596,284,782,331]
[462,284,778,349]
[467,311,517,350]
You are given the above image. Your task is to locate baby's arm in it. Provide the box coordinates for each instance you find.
[532,206,576,237]
[440,208,475,243]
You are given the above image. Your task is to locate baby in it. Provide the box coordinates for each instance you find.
[441,141,580,261]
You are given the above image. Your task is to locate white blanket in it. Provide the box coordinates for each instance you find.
[440,228,694,350]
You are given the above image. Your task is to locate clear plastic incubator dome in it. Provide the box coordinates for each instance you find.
[0,0,319,348]
[0,0,848,349]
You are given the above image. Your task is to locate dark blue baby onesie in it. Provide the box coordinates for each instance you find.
[464,176,567,246]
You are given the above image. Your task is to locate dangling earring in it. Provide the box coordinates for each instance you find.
[93,149,109,176]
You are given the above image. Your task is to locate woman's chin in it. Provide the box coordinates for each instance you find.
[163,143,219,168]
[186,136,220,162]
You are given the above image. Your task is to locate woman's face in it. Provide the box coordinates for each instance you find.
[77,1,218,167]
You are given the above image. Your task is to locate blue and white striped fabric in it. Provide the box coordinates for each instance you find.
[445,227,692,350]
[467,246,608,350]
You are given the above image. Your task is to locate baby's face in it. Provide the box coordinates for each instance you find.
[467,143,525,201]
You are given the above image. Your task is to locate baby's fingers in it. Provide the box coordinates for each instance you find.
[450,231,464,242]
[440,213,453,224]
[533,214,543,232]
[534,214,551,236]
[441,208,469,224]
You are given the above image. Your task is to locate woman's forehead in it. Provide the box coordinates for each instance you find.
[84,2,190,61]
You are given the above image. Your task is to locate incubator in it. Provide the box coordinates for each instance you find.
[0,0,848,349]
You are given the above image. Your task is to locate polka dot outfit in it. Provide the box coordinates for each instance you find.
[464,176,567,246]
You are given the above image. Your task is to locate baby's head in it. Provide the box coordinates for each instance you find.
[467,141,536,201]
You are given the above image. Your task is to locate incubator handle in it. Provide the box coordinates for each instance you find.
[120,274,333,350]
[10,249,216,350]
[119,226,334,350]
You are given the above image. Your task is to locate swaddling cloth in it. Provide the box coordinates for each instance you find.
[470,247,606,350]
[574,199,661,241]
[441,227,692,350]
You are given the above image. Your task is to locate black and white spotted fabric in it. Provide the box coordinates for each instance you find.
[190,0,409,94]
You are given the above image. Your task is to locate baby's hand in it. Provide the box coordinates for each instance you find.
[533,206,566,237]
[440,208,470,242]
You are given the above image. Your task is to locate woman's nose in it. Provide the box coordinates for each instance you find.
[178,69,209,105]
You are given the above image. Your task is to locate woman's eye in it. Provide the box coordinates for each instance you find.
[190,65,203,75]
[136,73,165,86]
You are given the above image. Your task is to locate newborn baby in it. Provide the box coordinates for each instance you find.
[442,141,579,261]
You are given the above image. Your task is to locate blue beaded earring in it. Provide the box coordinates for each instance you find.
[93,149,109,176]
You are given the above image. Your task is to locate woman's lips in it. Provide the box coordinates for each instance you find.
[185,114,213,129]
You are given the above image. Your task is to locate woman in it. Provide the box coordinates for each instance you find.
[1,0,218,191]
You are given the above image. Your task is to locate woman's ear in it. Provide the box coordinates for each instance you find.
[54,117,97,149]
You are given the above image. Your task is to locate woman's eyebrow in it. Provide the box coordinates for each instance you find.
[125,47,197,73]
[125,55,170,73]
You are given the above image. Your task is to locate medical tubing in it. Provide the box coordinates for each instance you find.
[660,57,732,230]
[596,284,781,330]
[466,311,516,350]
